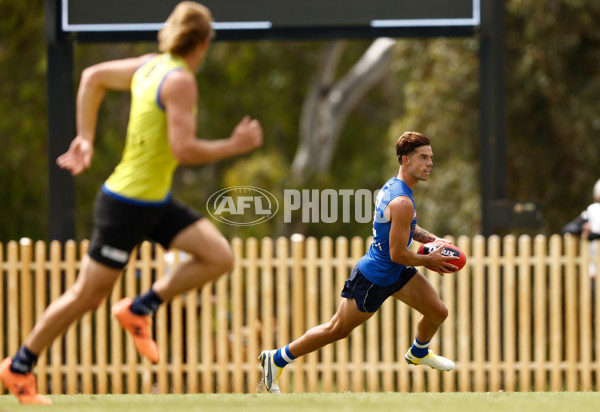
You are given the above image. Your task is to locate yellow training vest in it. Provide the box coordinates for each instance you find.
[103,54,190,204]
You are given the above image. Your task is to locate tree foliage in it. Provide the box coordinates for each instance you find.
[0,0,47,241]
[388,38,481,237]
[505,0,600,232]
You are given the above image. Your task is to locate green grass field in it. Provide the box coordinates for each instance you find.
[1,392,599,412]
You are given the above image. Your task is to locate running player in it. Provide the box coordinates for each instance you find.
[0,2,262,404]
[259,131,456,394]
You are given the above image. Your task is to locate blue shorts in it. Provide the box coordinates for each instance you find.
[341,265,417,313]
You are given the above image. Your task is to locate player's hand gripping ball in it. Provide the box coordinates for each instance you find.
[417,241,467,272]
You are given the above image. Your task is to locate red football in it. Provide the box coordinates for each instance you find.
[417,241,467,272]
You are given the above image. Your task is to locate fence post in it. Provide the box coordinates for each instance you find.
[549,235,562,391]
[258,236,275,389]
[517,235,532,391]
[441,235,459,393]
[334,237,349,392]
[290,234,305,393]
[185,252,200,394]
[305,237,319,392]
[215,257,230,393]
[380,288,394,392]
[124,247,138,394]
[503,235,517,391]
[200,265,213,394]
[533,235,547,391]
[7,241,19,358]
[273,236,290,392]
[19,239,33,343]
[564,234,578,391]
[79,241,93,394]
[349,237,364,392]
[472,235,486,391]
[230,238,244,393]
[320,237,335,392]
[47,241,62,394]
[139,242,156,394]
[361,245,379,391]
[488,235,501,391]
[577,238,593,391]
[63,240,77,394]
[427,264,441,393]
[245,238,259,393]
[155,246,168,394]
[109,254,124,395]
[397,284,411,392]
[33,241,48,394]
[457,236,471,392]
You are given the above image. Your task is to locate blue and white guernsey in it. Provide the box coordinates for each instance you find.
[357,177,416,286]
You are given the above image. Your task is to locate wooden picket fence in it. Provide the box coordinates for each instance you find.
[1,234,599,395]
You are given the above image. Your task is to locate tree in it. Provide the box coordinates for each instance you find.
[385,38,481,237]
[291,38,396,182]
[0,0,47,242]
[505,0,600,232]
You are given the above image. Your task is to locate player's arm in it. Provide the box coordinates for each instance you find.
[76,55,156,141]
[162,70,263,165]
[413,225,451,245]
[57,54,156,175]
[387,197,457,273]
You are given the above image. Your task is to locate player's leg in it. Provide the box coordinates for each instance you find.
[25,256,122,352]
[259,297,373,393]
[1,256,121,404]
[112,201,231,363]
[393,271,448,342]
[151,218,233,300]
[290,297,374,357]
[260,266,382,393]
[393,271,454,371]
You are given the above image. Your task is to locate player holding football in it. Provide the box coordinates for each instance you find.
[0,2,262,404]
[259,131,458,393]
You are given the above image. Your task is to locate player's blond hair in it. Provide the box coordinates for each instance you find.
[158,1,215,56]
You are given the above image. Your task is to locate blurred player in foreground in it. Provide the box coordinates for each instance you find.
[259,132,457,394]
[0,2,262,404]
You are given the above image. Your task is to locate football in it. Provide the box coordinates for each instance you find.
[417,241,467,272]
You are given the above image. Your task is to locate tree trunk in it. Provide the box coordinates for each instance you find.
[291,38,396,182]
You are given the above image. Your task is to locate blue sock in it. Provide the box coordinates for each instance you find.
[273,345,296,368]
[10,346,38,374]
[409,337,430,358]
[130,288,163,316]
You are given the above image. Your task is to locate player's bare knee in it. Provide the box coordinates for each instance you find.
[211,242,234,274]
[432,303,448,324]
[422,302,448,326]
[191,240,234,275]
[69,287,105,312]
[222,244,235,272]
[86,296,106,311]
[326,321,352,341]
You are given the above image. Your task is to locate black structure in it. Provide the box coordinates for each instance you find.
[46,0,515,240]
[46,0,76,243]
[61,0,480,41]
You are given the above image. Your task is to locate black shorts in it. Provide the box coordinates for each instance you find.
[87,190,202,269]
[341,265,417,313]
